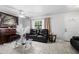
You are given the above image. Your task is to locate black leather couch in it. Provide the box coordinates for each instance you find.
[26,29,49,43]
[70,36,79,51]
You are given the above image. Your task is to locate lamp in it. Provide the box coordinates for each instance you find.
[18,10,26,18]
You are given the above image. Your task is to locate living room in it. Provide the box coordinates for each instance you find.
[0,5,79,54]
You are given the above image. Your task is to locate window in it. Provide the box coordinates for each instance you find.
[35,20,42,29]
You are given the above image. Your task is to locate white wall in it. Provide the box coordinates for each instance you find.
[51,11,79,41]
[63,11,79,41]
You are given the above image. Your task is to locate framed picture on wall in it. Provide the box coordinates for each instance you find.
[0,12,18,28]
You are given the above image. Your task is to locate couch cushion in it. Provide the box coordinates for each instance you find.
[37,35,43,37]
[39,29,48,36]
[72,36,79,41]
[30,29,37,35]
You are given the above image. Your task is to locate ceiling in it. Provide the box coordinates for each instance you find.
[0,5,79,18]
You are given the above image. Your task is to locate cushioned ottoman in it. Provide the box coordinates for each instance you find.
[70,36,79,51]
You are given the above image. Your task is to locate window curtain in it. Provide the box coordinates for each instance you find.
[44,17,51,34]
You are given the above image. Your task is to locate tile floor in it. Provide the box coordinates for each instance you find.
[0,39,78,54]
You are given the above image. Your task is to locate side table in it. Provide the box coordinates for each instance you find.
[53,35,56,42]
[49,34,56,43]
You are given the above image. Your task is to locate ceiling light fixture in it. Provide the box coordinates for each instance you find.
[18,10,26,18]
